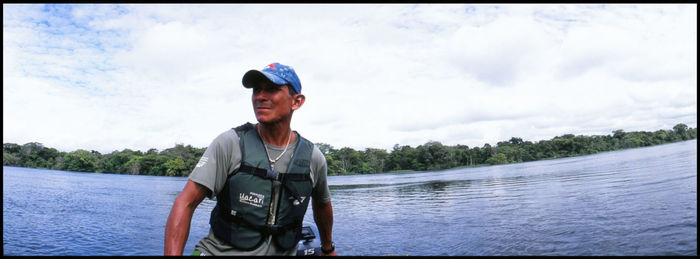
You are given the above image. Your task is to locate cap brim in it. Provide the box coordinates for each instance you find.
[242,70,288,88]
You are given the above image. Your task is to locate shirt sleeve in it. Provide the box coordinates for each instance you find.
[310,145,331,204]
[188,129,241,199]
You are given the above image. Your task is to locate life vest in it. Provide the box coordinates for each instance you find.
[209,122,314,251]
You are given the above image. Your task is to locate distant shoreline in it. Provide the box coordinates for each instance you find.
[4,123,696,177]
[4,138,696,179]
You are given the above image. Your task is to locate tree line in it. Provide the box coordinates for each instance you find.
[2,143,205,177]
[3,123,696,177]
[318,123,697,175]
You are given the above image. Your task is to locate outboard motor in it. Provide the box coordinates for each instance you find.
[296,224,322,256]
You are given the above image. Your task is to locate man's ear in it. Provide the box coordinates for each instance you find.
[291,94,305,111]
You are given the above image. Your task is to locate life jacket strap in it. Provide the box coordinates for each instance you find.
[239,164,310,182]
[238,164,310,204]
[216,205,302,235]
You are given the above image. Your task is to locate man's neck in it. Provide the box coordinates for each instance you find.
[256,122,295,146]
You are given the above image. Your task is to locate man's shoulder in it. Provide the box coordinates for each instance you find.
[293,133,326,166]
[233,122,255,133]
[208,127,241,151]
[310,143,322,156]
[215,128,240,141]
[310,143,326,166]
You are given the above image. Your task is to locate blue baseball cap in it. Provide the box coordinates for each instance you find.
[242,62,302,94]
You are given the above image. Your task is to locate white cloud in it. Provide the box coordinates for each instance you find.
[3,4,697,154]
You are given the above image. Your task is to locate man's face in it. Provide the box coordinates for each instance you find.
[252,82,294,124]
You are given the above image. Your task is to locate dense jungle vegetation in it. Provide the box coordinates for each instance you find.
[3,123,696,176]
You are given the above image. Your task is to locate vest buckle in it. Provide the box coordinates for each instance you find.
[265,169,280,180]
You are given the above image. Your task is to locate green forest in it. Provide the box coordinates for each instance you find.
[3,123,696,177]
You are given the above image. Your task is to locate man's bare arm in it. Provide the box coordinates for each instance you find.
[312,199,337,256]
[164,180,210,255]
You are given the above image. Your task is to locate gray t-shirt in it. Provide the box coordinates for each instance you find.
[188,127,331,256]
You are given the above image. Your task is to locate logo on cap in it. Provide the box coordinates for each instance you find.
[243,62,302,94]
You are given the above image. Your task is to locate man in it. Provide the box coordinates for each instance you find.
[164,62,337,256]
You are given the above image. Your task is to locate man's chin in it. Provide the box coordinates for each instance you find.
[255,114,289,125]
[255,116,275,124]
[255,113,268,121]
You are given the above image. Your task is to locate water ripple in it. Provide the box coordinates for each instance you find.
[3,140,697,256]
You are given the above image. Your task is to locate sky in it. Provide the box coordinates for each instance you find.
[3,4,697,154]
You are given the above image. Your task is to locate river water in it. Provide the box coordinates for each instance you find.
[3,140,697,255]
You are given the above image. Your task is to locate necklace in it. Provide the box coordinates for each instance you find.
[258,126,293,169]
